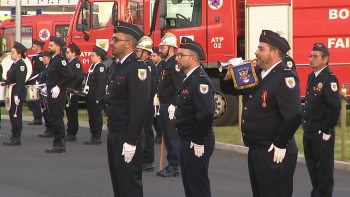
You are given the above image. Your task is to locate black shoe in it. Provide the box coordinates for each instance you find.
[3,132,21,146]
[65,134,77,142]
[142,162,155,171]
[45,138,66,153]
[83,131,102,145]
[161,165,180,177]
[28,118,43,125]
[155,135,162,144]
[39,128,53,138]
[156,164,171,176]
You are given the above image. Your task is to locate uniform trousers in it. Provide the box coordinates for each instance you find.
[86,97,103,133]
[160,103,180,166]
[40,96,52,128]
[107,130,144,197]
[143,105,155,163]
[27,80,43,119]
[248,143,298,197]
[48,90,66,139]
[179,132,215,197]
[65,94,80,135]
[9,91,26,133]
[153,106,162,136]
[303,129,335,197]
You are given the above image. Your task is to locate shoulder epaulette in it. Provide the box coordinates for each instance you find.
[137,59,144,62]
[329,70,335,75]
[284,68,291,71]
[145,59,148,62]
[199,72,206,77]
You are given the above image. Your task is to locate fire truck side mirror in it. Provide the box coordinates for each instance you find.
[112,4,118,23]
[82,2,90,10]
[159,0,167,30]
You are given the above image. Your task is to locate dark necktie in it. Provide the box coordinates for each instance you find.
[308,73,315,87]
[110,61,121,77]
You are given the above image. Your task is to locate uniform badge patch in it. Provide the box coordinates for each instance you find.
[331,82,338,92]
[61,60,67,66]
[138,69,147,81]
[39,57,43,61]
[100,67,105,72]
[175,65,180,72]
[200,84,209,94]
[148,66,151,72]
[76,64,81,68]
[287,61,293,68]
[20,66,25,71]
[285,77,295,89]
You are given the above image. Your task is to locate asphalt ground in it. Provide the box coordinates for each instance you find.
[0,120,350,197]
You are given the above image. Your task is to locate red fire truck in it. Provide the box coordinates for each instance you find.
[0,14,72,56]
[65,0,350,125]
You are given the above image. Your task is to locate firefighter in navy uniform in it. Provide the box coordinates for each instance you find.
[220,30,302,197]
[157,32,184,177]
[64,42,84,142]
[44,36,74,153]
[135,36,157,171]
[303,43,341,197]
[2,42,28,146]
[106,21,150,197]
[151,47,163,144]
[83,46,107,145]
[175,37,215,197]
[38,51,53,138]
[27,39,45,125]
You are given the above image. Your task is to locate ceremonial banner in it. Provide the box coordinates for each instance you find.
[230,60,259,89]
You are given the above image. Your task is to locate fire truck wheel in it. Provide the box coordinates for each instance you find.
[211,78,238,126]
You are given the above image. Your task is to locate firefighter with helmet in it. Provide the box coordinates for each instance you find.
[156,32,184,177]
[135,36,157,171]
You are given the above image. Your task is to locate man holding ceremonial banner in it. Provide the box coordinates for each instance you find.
[220,30,302,197]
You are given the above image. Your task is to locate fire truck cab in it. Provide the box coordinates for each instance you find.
[0,14,72,56]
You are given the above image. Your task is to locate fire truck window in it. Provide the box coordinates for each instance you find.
[56,25,69,42]
[3,26,33,52]
[166,0,202,29]
[77,3,91,32]
[92,2,116,29]
[128,1,144,30]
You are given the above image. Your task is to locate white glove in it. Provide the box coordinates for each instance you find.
[268,143,286,163]
[168,104,176,120]
[318,130,331,141]
[228,57,243,67]
[51,85,60,98]
[122,142,137,163]
[190,142,204,157]
[14,95,20,105]
[41,86,47,94]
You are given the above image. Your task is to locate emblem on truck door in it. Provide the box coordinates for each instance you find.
[39,29,50,41]
[209,0,223,10]
[96,39,109,51]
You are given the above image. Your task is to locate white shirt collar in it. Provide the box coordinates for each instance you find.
[184,65,201,81]
[52,53,59,59]
[261,60,282,79]
[69,56,77,63]
[314,66,327,77]
[14,58,22,64]
[165,54,175,62]
[120,51,134,64]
